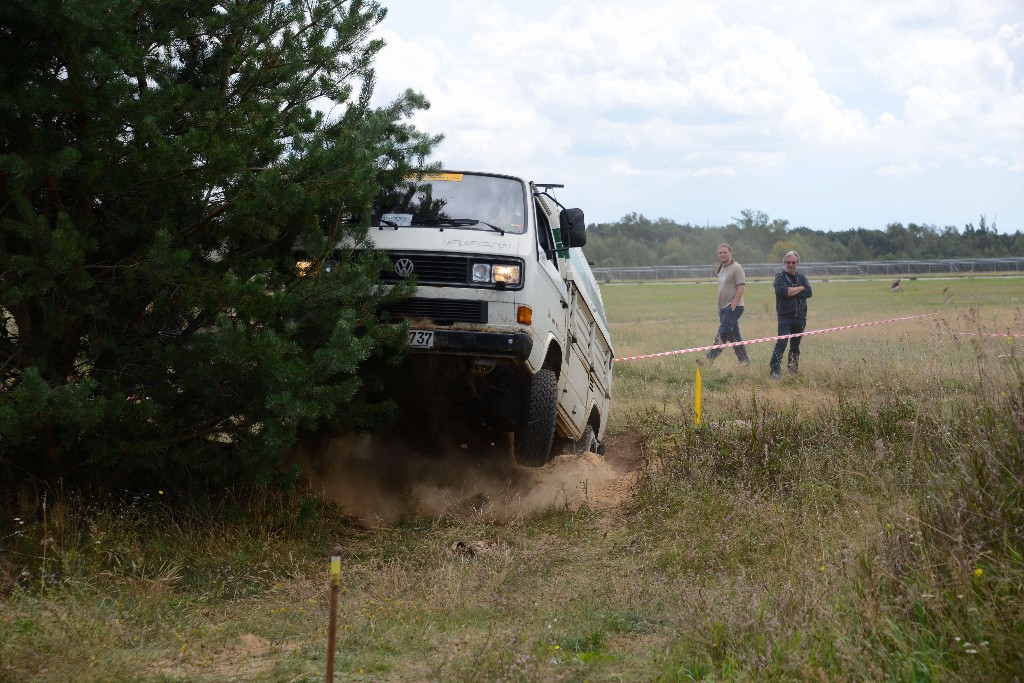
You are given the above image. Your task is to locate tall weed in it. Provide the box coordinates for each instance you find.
[628,342,1024,678]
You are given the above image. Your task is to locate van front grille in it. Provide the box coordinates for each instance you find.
[374,251,523,290]
[384,298,487,324]
[381,254,469,284]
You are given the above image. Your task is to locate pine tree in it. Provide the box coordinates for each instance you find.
[0,0,438,485]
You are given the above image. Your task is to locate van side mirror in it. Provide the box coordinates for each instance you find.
[560,208,587,248]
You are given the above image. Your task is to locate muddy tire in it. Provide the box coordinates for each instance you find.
[514,369,558,467]
[573,425,598,454]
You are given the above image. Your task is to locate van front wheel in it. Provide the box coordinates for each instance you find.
[514,369,558,467]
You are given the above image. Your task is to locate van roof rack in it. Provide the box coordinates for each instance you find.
[534,183,564,190]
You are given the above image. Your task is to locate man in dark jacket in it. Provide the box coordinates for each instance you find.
[770,250,812,379]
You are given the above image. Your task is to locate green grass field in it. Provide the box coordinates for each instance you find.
[609,276,1020,426]
[2,275,1022,682]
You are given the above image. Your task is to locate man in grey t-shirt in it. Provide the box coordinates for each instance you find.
[703,243,750,365]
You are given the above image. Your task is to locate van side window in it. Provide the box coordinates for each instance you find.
[535,200,558,265]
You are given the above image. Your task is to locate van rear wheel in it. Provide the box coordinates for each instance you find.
[514,369,558,467]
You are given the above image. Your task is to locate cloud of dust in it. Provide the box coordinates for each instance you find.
[291,433,629,527]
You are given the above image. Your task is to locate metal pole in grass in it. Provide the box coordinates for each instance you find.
[326,546,342,682]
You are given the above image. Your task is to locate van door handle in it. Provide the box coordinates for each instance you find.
[560,299,568,309]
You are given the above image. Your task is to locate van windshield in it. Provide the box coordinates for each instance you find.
[373,173,527,235]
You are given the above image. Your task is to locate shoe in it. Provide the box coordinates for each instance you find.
[697,356,713,367]
[738,360,749,367]
[787,353,799,374]
[769,369,780,380]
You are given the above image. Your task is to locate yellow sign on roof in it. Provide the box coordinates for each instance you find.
[409,172,464,182]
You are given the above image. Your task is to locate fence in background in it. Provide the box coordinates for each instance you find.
[592,257,1024,282]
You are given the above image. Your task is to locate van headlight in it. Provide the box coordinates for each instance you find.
[491,264,521,284]
[471,262,521,285]
[471,263,491,282]
[295,259,337,277]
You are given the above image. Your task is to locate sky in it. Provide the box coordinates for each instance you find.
[369,0,1024,233]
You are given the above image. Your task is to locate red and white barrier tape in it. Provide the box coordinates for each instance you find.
[614,313,941,363]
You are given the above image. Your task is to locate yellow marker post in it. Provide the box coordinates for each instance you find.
[326,546,342,682]
[695,368,702,425]
[330,553,341,586]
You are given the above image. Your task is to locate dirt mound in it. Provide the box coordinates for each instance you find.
[292,432,641,527]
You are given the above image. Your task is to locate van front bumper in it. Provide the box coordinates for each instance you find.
[411,330,533,361]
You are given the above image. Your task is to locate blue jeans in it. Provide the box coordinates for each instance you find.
[707,305,749,362]
[770,317,805,372]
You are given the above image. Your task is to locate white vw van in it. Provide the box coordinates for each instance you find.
[353,171,613,466]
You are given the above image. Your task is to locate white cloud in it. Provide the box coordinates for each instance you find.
[877,161,924,176]
[372,0,1024,230]
[608,160,642,176]
[690,166,738,177]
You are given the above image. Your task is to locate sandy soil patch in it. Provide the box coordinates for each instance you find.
[292,431,643,527]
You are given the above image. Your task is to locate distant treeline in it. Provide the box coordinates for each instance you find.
[581,210,1024,266]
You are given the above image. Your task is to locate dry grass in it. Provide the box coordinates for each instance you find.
[2,275,1023,681]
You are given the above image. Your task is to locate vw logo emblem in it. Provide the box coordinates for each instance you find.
[394,258,415,277]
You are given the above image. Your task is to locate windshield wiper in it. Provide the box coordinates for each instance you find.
[474,220,506,235]
[417,217,475,227]
[417,217,505,235]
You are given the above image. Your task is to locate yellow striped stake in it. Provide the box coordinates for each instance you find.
[330,554,341,587]
[695,368,702,425]
[326,547,343,682]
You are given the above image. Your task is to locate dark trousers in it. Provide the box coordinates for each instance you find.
[770,317,805,372]
[707,305,749,363]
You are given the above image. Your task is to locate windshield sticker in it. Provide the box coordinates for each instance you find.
[380,213,413,226]
[406,172,464,182]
